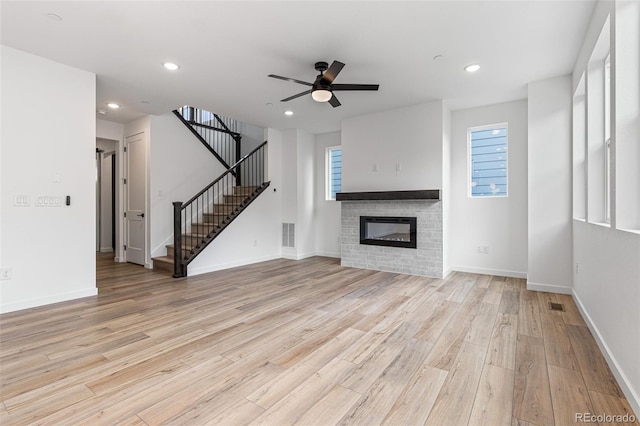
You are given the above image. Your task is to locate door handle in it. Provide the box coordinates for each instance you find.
[137,213,145,218]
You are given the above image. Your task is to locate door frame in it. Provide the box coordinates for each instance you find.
[124,129,151,268]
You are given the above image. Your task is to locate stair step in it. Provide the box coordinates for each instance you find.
[234,186,257,195]
[191,222,223,234]
[223,194,248,203]
[210,203,241,214]
[152,256,174,273]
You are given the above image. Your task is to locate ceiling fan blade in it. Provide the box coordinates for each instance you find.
[328,94,341,108]
[332,84,380,91]
[268,74,313,87]
[321,61,345,84]
[281,90,312,102]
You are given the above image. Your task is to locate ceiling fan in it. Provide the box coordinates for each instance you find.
[268,60,379,108]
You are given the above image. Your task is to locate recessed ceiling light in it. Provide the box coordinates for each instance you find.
[433,55,444,61]
[46,13,62,22]
[283,110,294,116]
[465,64,480,73]
[97,109,107,115]
[107,103,120,109]
[163,62,180,71]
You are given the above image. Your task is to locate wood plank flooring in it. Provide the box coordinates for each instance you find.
[0,254,637,425]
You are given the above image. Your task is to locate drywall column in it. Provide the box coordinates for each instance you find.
[527,75,573,293]
[0,46,97,313]
[280,129,316,260]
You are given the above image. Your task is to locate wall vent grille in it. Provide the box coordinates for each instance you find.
[282,223,295,248]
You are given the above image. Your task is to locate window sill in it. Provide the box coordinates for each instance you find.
[589,221,611,228]
[617,227,640,236]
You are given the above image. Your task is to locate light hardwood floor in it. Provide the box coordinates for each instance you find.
[0,254,637,425]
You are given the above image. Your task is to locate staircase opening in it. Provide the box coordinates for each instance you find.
[151,106,270,278]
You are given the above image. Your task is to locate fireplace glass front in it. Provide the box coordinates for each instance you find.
[360,216,417,249]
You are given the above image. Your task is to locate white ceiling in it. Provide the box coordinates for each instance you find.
[1,1,595,134]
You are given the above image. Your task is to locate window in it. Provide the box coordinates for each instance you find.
[469,124,508,197]
[326,146,342,200]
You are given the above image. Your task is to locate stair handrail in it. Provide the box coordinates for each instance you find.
[172,140,268,277]
[172,109,234,170]
[181,141,267,208]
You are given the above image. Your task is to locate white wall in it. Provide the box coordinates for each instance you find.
[295,130,316,258]
[148,113,227,257]
[0,46,97,313]
[341,101,444,192]
[573,221,640,414]
[280,129,298,259]
[315,131,342,258]
[239,121,265,157]
[527,76,573,293]
[187,128,283,275]
[450,100,528,277]
[279,129,316,260]
[442,105,452,276]
[571,0,640,414]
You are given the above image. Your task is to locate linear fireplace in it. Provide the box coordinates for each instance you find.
[360,216,417,249]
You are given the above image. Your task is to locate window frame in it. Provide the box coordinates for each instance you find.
[467,122,509,198]
[604,53,611,224]
[325,146,342,201]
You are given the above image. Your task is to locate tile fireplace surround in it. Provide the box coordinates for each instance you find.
[337,190,443,278]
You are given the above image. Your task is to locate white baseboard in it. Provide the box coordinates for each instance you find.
[451,265,527,279]
[99,247,114,253]
[572,291,640,417]
[526,281,572,294]
[281,252,316,261]
[0,288,98,314]
[312,251,341,259]
[187,254,282,276]
[442,265,454,279]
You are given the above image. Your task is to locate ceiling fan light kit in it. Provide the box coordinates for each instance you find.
[268,60,379,108]
[311,89,332,102]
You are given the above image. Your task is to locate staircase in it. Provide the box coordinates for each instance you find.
[151,107,269,277]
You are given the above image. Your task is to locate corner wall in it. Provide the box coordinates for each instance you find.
[571,0,640,414]
[0,46,97,313]
[314,131,342,258]
[450,100,528,277]
[187,128,283,274]
[527,75,573,293]
[148,113,227,258]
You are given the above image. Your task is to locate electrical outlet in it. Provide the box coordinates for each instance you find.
[0,267,12,280]
[476,245,489,254]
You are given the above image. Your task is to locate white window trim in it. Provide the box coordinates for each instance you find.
[467,122,509,198]
[325,146,341,201]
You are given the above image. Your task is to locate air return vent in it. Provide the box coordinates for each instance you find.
[282,223,295,248]
[549,302,565,312]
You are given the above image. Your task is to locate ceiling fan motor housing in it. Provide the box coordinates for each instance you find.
[314,61,329,72]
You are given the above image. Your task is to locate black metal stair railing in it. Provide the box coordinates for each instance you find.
[173,106,244,185]
[172,141,269,278]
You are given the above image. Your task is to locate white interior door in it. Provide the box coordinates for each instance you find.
[125,132,146,265]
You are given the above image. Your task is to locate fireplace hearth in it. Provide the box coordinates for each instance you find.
[360,216,417,249]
